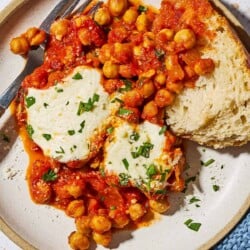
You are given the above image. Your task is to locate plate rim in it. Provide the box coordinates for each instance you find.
[0,0,249,249]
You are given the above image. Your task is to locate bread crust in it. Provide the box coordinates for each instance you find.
[166,3,250,149]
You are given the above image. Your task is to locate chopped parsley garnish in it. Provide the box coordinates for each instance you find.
[202,159,215,166]
[26,124,34,138]
[70,145,77,153]
[131,142,154,159]
[155,49,165,61]
[68,130,75,136]
[160,168,170,182]
[110,205,117,210]
[55,87,63,93]
[118,108,133,116]
[119,173,130,186]
[213,184,220,192]
[66,101,69,106]
[118,80,132,92]
[146,164,157,177]
[0,133,10,142]
[129,132,140,142]
[55,146,65,154]
[42,134,52,141]
[159,125,167,135]
[99,167,105,177]
[186,176,196,184]
[138,5,147,13]
[43,103,49,108]
[78,120,86,133]
[122,158,129,170]
[155,189,167,195]
[107,127,114,134]
[184,219,202,232]
[42,169,57,182]
[25,96,36,108]
[77,94,100,115]
[189,196,200,204]
[72,72,83,80]
[111,97,124,104]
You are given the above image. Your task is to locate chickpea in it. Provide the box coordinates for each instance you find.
[113,42,132,64]
[25,27,46,46]
[75,216,91,235]
[94,7,111,26]
[108,0,128,17]
[66,185,83,199]
[165,55,178,71]
[155,89,175,108]
[10,36,29,54]
[103,61,119,78]
[73,15,89,28]
[32,180,52,204]
[194,58,215,75]
[165,55,185,81]
[90,215,112,233]
[66,200,85,218]
[155,73,166,86]
[128,203,145,221]
[143,32,155,48]
[119,64,135,78]
[112,215,130,228]
[78,28,91,46]
[68,231,90,250]
[92,231,112,247]
[140,81,155,98]
[133,46,142,57]
[98,44,112,64]
[136,13,149,32]
[50,19,70,40]
[123,89,143,107]
[174,28,196,49]
[149,198,170,213]
[142,101,158,119]
[123,7,138,24]
[166,82,184,94]
[159,28,174,41]
[140,69,156,79]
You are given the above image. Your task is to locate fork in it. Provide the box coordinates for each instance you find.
[0,0,94,118]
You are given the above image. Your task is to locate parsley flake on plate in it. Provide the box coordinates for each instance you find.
[42,169,57,182]
[25,96,36,108]
[72,72,83,80]
[184,219,202,232]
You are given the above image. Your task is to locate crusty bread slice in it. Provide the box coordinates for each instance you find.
[166,10,250,149]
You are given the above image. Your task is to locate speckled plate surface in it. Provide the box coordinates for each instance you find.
[0,1,249,250]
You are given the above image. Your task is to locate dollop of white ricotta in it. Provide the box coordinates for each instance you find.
[26,67,113,163]
[103,119,182,193]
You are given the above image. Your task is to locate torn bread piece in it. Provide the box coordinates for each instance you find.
[166,10,250,148]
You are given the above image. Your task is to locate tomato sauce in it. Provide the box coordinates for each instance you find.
[11,0,216,248]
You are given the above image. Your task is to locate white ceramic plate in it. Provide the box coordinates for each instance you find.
[0,1,249,250]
